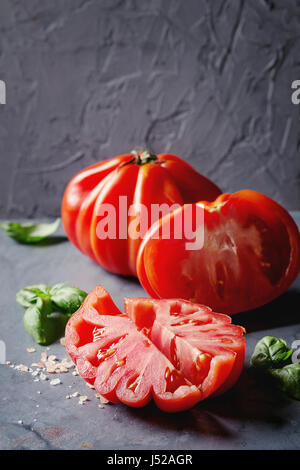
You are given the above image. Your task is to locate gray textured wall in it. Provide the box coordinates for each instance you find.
[0,0,299,217]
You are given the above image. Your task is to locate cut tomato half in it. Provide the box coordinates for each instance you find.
[65,285,245,412]
[136,190,300,314]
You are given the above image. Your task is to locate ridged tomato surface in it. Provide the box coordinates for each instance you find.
[61,151,221,276]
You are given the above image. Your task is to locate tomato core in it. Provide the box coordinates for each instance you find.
[129,149,159,165]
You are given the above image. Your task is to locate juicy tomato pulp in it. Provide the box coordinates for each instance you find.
[65,285,245,412]
[61,152,221,276]
[137,190,300,314]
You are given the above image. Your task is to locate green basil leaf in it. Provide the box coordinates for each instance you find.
[50,285,87,313]
[250,336,293,370]
[23,297,70,346]
[274,349,293,363]
[17,290,39,308]
[16,284,51,307]
[250,335,300,402]
[1,218,60,244]
[23,297,51,345]
[18,282,87,345]
[270,364,300,400]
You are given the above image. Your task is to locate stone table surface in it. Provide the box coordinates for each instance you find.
[0,214,299,450]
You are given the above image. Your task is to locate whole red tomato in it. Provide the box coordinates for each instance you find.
[61,150,221,276]
[137,190,300,314]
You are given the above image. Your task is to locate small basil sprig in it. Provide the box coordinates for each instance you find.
[250,336,299,400]
[16,284,52,307]
[1,218,60,243]
[250,336,293,370]
[17,283,87,345]
[269,364,300,401]
[50,283,87,312]
[23,297,70,346]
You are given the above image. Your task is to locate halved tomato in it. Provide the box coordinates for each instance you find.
[65,285,245,412]
[137,190,300,314]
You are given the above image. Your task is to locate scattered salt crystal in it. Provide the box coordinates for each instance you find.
[61,359,74,368]
[17,420,23,425]
[78,395,88,405]
[15,364,29,372]
[50,378,61,386]
[56,365,69,373]
[95,393,109,404]
[46,361,56,367]
[40,352,47,362]
[36,362,45,369]
[99,396,109,404]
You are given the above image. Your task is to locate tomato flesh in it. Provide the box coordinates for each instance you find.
[137,190,300,314]
[65,285,245,412]
[125,298,245,398]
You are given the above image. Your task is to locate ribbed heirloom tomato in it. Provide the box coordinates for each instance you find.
[61,150,221,276]
[137,190,300,314]
[65,285,245,412]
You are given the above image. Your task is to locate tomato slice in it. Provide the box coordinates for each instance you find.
[137,190,300,314]
[65,286,245,412]
[125,298,245,398]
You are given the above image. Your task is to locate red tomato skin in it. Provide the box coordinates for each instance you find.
[61,153,221,276]
[61,155,130,252]
[137,190,300,314]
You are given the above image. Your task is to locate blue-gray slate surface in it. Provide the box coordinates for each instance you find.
[0,213,299,450]
[0,0,299,218]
